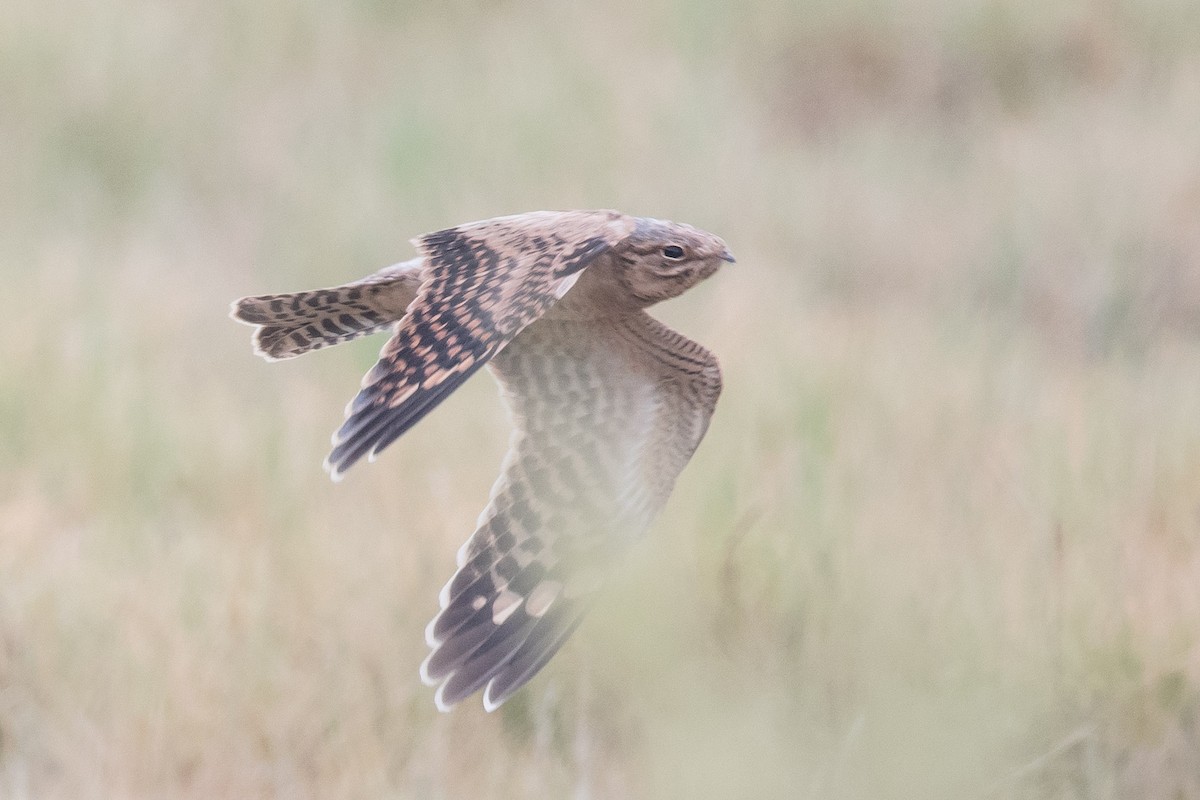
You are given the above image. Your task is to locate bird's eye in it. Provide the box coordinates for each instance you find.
[662,245,685,260]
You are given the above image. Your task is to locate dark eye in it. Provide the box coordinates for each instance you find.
[662,245,685,260]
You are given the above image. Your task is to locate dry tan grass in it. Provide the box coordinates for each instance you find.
[1,0,1199,796]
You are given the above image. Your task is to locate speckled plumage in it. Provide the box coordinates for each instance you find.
[231,210,731,711]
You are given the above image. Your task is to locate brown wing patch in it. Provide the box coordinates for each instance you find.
[325,211,635,479]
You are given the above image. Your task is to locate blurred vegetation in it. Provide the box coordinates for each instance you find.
[2,0,1199,796]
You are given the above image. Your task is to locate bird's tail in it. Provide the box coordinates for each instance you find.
[231,288,394,360]
[230,261,422,361]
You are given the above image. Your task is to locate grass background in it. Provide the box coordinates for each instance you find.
[3,0,1200,796]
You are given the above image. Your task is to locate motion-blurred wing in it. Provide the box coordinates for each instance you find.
[421,312,722,710]
[325,211,635,479]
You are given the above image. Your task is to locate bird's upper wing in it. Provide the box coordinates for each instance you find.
[325,210,635,479]
[420,311,722,711]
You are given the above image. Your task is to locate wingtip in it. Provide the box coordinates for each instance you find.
[436,577,455,610]
[433,687,455,714]
[424,615,443,648]
[429,673,458,713]
[424,671,502,713]
[419,651,439,687]
[323,456,346,483]
[482,682,506,713]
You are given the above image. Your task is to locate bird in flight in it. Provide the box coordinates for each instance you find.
[231,210,732,711]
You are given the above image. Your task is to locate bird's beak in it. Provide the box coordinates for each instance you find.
[719,248,736,263]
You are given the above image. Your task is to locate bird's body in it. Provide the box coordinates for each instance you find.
[232,210,731,710]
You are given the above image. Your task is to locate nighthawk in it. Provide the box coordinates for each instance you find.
[231,210,732,711]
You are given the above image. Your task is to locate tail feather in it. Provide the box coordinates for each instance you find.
[230,259,423,361]
[248,315,394,361]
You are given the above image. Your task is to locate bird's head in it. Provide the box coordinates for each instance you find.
[614,218,734,306]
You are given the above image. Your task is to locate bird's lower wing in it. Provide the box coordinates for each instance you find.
[421,312,722,711]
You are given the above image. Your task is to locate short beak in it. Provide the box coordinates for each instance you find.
[719,248,736,264]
